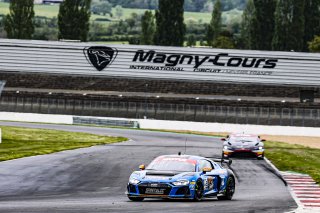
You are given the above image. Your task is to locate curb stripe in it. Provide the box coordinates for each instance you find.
[296,192,320,195]
[281,171,320,212]
[300,200,320,203]
[297,196,320,198]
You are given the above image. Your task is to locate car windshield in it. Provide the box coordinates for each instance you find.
[229,136,257,143]
[146,157,196,172]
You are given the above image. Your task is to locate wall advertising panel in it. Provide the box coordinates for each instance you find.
[0,39,320,86]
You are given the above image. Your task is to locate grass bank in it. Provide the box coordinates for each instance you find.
[0,126,127,161]
[264,141,320,184]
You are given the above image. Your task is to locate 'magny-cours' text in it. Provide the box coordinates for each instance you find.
[130,50,277,76]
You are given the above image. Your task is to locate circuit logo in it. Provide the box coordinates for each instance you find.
[84,46,118,71]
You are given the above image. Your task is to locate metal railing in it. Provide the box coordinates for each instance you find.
[0,96,319,127]
[0,81,5,97]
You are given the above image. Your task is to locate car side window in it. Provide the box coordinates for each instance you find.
[199,160,213,171]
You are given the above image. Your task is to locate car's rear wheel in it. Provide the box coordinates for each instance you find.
[128,196,144,201]
[193,179,204,201]
[217,176,235,200]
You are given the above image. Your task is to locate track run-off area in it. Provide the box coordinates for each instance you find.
[0,122,297,213]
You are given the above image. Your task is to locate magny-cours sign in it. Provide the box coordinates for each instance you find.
[0,39,320,87]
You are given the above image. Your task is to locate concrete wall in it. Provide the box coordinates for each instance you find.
[0,112,73,124]
[1,112,320,137]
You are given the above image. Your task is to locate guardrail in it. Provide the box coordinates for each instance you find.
[0,95,319,127]
[73,116,139,128]
[1,112,320,137]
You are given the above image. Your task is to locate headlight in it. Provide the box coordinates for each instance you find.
[259,146,263,150]
[129,178,140,185]
[172,179,189,186]
[223,145,230,150]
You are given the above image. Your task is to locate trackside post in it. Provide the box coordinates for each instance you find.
[0,80,6,143]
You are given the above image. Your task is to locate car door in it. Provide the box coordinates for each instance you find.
[198,160,218,195]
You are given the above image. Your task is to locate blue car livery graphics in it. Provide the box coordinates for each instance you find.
[126,155,235,201]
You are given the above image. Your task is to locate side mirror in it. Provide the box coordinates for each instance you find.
[221,138,226,141]
[221,159,232,166]
[202,167,212,174]
[139,164,145,170]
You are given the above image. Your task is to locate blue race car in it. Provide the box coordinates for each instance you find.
[126,154,235,201]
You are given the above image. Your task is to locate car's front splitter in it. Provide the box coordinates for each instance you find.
[223,149,264,158]
[127,183,195,199]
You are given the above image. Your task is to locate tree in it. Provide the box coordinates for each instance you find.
[251,0,276,50]
[140,11,155,45]
[290,0,305,52]
[304,0,320,51]
[272,0,290,51]
[240,0,255,49]
[126,13,139,29]
[308,35,320,52]
[4,0,35,39]
[58,0,91,42]
[115,5,124,19]
[91,1,112,16]
[212,36,235,49]
[186,34,196,46]
[154,0,186,46]
[206,0,222,46]
[272,0,305,51]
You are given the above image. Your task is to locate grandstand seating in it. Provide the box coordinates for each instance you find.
[0,72,319,98]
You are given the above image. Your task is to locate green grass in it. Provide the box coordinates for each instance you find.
[0,2,8,16]
[0,2,111,20]
[0,2,242,24]
[0,126,127,161]
[0,122,318,185]
[0,2,58,18]
[265,141,320,184]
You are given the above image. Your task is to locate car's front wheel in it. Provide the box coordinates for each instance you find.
[222,151,229,159]
[193,179,204,201]
[217,176,235,200]
[257,153,265,160]
[128,196,144,201]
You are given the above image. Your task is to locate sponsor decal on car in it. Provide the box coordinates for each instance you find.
[204,177,215,190]
[145,188,166,194]
[145,176,169,180]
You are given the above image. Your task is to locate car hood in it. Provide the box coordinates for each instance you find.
[130,170,197,182]
[226,141,257,148]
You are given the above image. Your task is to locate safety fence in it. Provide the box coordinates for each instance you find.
[0,96,319,127]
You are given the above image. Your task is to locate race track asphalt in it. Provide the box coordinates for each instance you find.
[0,122,297,213]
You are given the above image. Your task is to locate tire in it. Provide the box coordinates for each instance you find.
[128,196,144,201]
[222,152,229,159]
[257,153,265,160]
[217,176,235,200]
[193,179,204,201]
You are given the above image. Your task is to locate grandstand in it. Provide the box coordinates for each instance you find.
[0,39,319,127]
